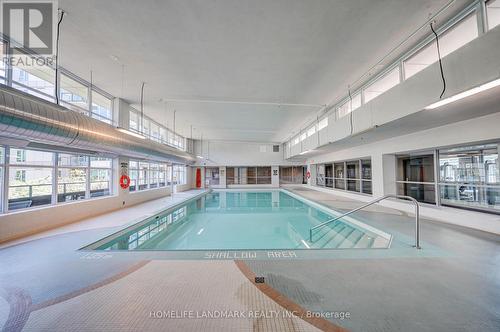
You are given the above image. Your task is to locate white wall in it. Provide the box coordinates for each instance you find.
[194,140,298,166]
[306,112,500,234]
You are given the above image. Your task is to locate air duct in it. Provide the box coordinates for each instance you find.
[0,85,195,164]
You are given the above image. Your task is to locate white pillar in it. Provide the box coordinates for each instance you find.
[271,166,279,187]
[219,166,226,188]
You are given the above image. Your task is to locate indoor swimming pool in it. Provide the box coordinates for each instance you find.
[86,190,391,251]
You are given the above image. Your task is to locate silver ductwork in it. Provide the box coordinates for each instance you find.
[0,86,195,164]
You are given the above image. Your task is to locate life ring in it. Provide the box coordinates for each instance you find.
[306,171,311,179]
[120,174,131,189]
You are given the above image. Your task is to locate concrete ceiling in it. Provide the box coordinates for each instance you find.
[57,0,468,142]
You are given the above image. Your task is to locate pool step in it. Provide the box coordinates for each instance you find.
[313,222,346,248]
[337,229,365,248]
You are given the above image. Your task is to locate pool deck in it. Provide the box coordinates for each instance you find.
[0,187,499,331]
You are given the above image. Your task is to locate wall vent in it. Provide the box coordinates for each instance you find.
[273,145,280,152]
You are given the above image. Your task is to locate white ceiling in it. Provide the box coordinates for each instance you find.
[57,0,467,142]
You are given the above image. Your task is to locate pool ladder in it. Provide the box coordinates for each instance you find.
[309,195,421,249]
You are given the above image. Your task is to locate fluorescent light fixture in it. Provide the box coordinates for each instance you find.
[196,155,204,159]
[299,150,313,155]
[117,127,146,139]
[425,78,500,110]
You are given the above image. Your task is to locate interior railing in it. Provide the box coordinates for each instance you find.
[309,194,421,249]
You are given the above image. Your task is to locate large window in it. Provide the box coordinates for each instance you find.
[60,74,89,112]
[8,148,53,210]
[315,159,372,194]
[57,154,87,203]
[396,154,436,204]
[337,93,361,118]
[280,166,306,184]
[11,51,55,102]
[226,167,271,185]
[90,157,112,198]
[128,109,186,151]
[0,147,114,212]
[91,91,113,124]
[129,160,171,191]
[439,143,499,212]
[205,167,220,186]
[173,165,187,185]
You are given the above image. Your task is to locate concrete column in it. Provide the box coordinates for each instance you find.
[219,166,226,188]
[271,166,279,187]
[308,163,316,186]
[381,154,396,196]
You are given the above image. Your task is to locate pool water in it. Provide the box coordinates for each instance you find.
[91,191,391,251]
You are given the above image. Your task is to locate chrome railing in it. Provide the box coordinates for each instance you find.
[309,194,421,249]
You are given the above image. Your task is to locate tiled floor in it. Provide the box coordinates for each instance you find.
[0,188,499,332]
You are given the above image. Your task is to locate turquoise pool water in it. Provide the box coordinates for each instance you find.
[91,191,390,250]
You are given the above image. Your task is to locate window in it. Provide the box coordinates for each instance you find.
[9,148,54,210]
[174,165,186,185]
[337,93,362,119]
[166,165,172,185]
[292,136,300,146]
[60,74,89,111]
[159,164,167,187]
[300,132,307,142]
[307,125,316,137]
[57,154,88,203]
[142,118,150,137]
[225,167,271,185]
[364,67,400,103]
[397,154,436,204]
[138,162,149,190]
[11,51,55,102]
[149,163,159,188]
[129,161,138,192]
[205,167,220,186]
[129,110,140,132]
[90,157,112,198]
[129,160,169,191]
[91,91,112,124]
[318,117,328,131]
[439,143,499,212]
[279,166,306,184]
[439,13,478,58]
[315,159,372,194]
[151,122,161,142]
[0,42,5,83]
[361,159,372,194]
[488,0,500,30]
[404,13,478,79]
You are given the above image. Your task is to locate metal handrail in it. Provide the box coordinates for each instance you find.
[309,194,421,249]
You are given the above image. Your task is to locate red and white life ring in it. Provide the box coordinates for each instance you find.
[306,171,311,179]
[120,174,131,189]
